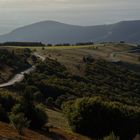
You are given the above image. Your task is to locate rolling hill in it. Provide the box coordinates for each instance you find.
[0,20,140,44]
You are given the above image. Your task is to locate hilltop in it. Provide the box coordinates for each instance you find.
[0,20,140,43]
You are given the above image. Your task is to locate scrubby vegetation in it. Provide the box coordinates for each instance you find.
[9,113,30,135]
[15,57,140,107]
[0,48,31,83]
[63,97,140,140]
[0,92,16,121]
[0,42,45,47]
[11,56,140,139]
[0,90,47,135]
[11,91,48,129]
[0,48,30,69]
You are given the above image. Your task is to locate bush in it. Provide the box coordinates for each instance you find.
[0,93,16,112]
[0,48,30,70]
[63,97,140,139]
[11,101,48,129]
[31,104,48,128]
[0,104,7,121]
[1,42,45,47]
[9,113,30,135]
[46,97,54,107]
[34,91,44,102]
[0,93,16,122]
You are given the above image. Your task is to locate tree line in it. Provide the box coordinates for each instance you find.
[0,42,45,47]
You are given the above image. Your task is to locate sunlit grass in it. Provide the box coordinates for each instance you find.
[14,45,93,50]
[46,108,71,131]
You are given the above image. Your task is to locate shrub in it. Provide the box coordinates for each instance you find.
[46,97,54,107]
[0,48,30,70]
[31,104,48,128]
[63,97,140,139]
[11,102,48,129]
[0,104,7,121]
[34,91,44,102]
[9,113,30,135]
[0,93,16,112]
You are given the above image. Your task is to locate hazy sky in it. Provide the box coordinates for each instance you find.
[0,0,140,34]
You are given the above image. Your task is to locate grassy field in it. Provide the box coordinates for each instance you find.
[14,45,92,50]
[12,43,140,75]
[45,108,91,140]
[46,108,70,131]
[25,43,140,74]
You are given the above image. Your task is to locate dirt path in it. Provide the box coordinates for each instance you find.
[0,53,45,88]
[109,48,140,62]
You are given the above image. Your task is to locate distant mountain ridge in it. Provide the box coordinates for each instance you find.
[0,20,140,44]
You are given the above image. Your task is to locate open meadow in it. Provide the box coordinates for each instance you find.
[16,43,140,74]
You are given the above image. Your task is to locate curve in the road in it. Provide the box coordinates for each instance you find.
[0,53,45,88]
[109,48,140,63]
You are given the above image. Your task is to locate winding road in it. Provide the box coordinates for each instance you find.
[0,53,45,88]
[0,47,139,88]
[109,48,140,62]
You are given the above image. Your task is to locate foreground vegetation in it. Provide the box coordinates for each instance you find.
[0,90,47,133]
[15,56,140,106]
[12,54,140,139]
[0,44,140,139]
[63,97,140,140]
